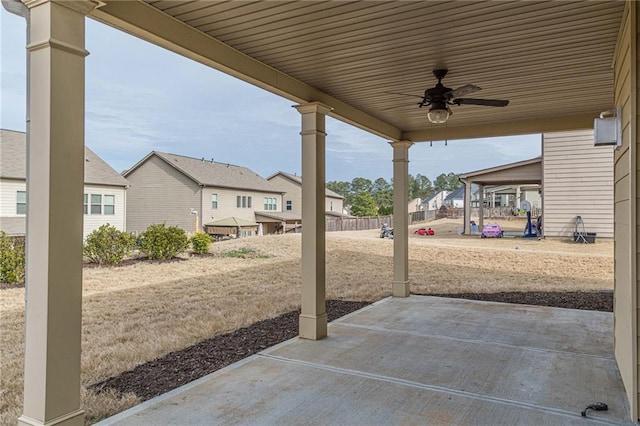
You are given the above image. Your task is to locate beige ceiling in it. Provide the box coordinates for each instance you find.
[92,1,625,143]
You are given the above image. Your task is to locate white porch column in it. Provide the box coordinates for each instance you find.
[463,179,472,234]
[294,102,332,340]
[390,140,413,297]
[478,184,485,231]
[19,1,97,425]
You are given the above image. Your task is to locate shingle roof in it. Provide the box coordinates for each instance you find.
[0,129,129,187]
[204,217,257,227]
[126,151,281,193]
[267,171,344,199]
[445,186,465,201]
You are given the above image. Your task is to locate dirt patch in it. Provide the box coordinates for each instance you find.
[91,300,370,401]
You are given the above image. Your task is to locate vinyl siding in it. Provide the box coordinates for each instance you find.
[125,155,202,233]
[82,184,127,239]
[268,175,302,215]
[612,2,638,420]
[201,187,283,225]
[268,173,344,215]
[0,179,126,238]
[542,130,614,238]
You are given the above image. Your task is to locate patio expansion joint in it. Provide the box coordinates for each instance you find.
[259,353,625,426]
[333,321,616,362]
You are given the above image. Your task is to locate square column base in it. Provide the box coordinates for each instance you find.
[299,313,327,340]
[18,410,84,426]
[392,281,410,297]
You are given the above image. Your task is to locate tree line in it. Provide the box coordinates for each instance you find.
[327,173,461,216]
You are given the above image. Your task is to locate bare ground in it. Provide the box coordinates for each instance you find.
[0,218,613,424]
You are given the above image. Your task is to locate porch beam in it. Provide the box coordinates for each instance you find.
[18,1,98,425]
[478,184,485,232]
[390,140,413,297]
[403,112,597,142]
[463,179,472,235]
[295,102,332,340]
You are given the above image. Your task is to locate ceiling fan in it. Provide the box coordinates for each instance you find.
[390,69,509,124]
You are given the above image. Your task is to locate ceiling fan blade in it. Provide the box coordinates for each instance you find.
[446,84,481,99]
[454,98,509,107]
[385,91,424,99]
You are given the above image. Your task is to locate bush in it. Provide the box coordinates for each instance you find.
[0,231,25,285]
[83,224,136,265]
[190,232,212,254]
[138,224,189,260]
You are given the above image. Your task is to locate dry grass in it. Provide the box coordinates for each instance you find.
[0,218,613,424]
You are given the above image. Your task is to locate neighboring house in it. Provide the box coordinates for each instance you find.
[459,132,613,239]
[421,190,448,211]
[408,198,422,214]
[267,171,345,216]
[443,187,464,208]
[123,152,285,235]
[0,129,128,238]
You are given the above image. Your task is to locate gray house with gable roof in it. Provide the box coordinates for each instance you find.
[123,151,285,234]
[0,129,129,238]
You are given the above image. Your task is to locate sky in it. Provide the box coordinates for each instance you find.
[1,8,541,183]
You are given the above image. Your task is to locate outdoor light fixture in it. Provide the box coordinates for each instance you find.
[427,104,450,124]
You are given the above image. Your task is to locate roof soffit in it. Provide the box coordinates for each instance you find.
[94,1,624,142]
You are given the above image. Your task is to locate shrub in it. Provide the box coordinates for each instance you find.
[190,232,212,254]
[138,224,189,260]
[83,224,136,265]
[0,231,25,285]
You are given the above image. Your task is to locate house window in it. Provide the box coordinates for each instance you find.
[91,194,102,214]
[104,195,115,215]
[83,194,88,214]
[16,191,26,215]
[237,195,252,208]
[286,200,292,211]
[264,197,277,211]
[211,193,218,209]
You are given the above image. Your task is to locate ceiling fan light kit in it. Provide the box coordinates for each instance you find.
[427,106,450,124]
[391,69,510,125]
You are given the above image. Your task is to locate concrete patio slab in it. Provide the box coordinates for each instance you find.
[98,296,631,425]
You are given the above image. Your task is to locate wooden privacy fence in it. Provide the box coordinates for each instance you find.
[326,215,393,232]
[436,206,542,219]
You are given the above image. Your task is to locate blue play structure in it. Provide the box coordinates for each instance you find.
[521,200,538,238]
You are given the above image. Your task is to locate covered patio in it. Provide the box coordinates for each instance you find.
[5,1,637,425]
[98,296,630,425]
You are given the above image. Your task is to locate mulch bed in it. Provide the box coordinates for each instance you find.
[91,300,370,401]
[92,292,612,402]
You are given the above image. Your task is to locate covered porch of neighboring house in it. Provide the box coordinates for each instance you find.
[203,217,259,240]
[460,158,542,235]
[5,1,638,425]
[254,211,302,234]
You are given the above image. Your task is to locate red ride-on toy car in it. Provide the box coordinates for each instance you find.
[414,227,435,236]
[481,223,503,238]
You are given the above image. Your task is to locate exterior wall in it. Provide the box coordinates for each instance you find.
[0,179,26,235]
[83,184,127,238]
[542,130,614,238]
[325,196,343,214]
[0,179,125,238]
[408,198,422,214]
[424,191,448,211]
[268,173,344,215]
[201,186,283,225]
[126,155,201,233]
[269,175,302,215]
[612,1,638,420]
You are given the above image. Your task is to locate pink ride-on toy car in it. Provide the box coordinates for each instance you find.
[481,223,503,238]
